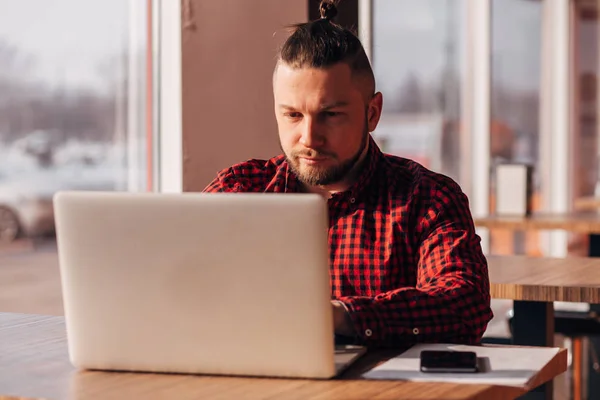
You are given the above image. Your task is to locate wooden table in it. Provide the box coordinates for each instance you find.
[0,313,565,400]
[1,253,592,400]
[474,212,600,233]
[488,255,600,377]
[489,255,600,303]
[476,214,600,399]
[574,196,600,212]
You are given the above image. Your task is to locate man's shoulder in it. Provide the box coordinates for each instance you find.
[380,153,472,229]
[204,155,287,192]
[381,153,464,200]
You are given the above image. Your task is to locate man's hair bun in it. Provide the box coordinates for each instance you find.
[319,0,338,21]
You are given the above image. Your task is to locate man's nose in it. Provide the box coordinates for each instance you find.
[299,118,325,148]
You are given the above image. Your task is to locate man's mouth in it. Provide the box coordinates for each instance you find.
[299,156,329,165]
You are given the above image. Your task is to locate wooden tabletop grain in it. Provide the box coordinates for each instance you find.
[474,212,600,233]
[488,255,600,303]
[0,313,566,400]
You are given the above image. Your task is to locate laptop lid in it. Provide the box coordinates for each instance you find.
[54,191,337,378]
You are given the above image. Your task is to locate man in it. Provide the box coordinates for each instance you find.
[204,0,493,348]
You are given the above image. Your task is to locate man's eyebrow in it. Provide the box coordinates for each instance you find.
[278,104,297,110]
[278,101,350,110]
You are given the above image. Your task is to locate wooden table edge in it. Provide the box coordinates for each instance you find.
[574,197,600,211]
[490,283,600,303]
[524,347,568,391]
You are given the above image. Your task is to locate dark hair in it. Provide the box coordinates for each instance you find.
[277,0,375,96]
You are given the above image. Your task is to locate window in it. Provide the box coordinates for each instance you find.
[489,0,543,255]
[371,0,466,185]
[0,0,153,245]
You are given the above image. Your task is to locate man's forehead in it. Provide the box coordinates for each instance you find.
[278,100,351,110]
[274,63,353,85]
[275,86,354,109]
[273,64,360,102]
[273,62,373,104]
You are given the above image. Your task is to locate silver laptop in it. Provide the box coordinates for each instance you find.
[53,191,365,379]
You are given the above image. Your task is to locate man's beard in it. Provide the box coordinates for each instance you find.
[283,123,369,187]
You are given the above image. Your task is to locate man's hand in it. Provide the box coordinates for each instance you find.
[332,300,355,337]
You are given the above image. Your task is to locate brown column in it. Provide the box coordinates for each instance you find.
[181,0,308,191]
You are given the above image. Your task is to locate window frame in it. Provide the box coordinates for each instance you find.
[156,0,183,193]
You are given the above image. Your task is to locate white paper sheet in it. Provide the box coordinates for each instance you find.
[363,343,559,387]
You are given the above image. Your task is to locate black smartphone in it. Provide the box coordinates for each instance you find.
[419,350,478,373]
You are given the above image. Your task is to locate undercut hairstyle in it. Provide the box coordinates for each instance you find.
[277,0,376,98]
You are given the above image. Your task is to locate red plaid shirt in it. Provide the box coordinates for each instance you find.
[204,136,493,348]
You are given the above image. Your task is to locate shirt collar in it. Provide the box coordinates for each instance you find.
[283,162,301,193]
[343,135,382,201]
[282,135,383,200]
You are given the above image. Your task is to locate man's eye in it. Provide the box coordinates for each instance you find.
[285,112,302,119]
[325,111,341,117]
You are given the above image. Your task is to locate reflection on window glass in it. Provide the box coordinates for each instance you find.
[0,0,150,243]
[490,0,542,255]
[372,0,464,184]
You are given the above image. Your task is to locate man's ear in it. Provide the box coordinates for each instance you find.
[367,92,383,133]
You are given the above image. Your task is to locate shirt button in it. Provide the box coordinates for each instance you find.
[365,329,373,337]
[350,198,356,204]
[413,328,420,335]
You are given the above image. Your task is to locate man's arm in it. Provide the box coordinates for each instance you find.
[337,183,493,348]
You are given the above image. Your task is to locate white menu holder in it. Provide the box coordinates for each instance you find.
[495,163,533,216]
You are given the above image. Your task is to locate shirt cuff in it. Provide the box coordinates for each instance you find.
[332,300,355,336]
[337,297,389,346]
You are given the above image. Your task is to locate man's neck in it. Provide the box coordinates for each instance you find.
[304,143,370,199]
